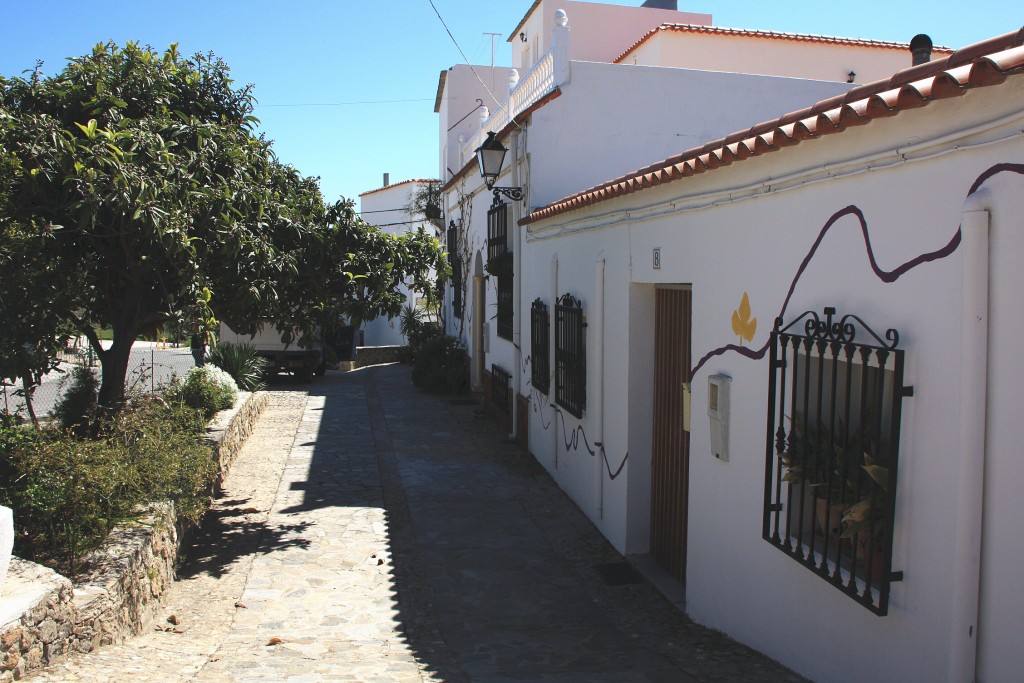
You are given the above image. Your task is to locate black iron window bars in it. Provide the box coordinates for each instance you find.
[555,293,586,419]
[763,307,911,616]
[487,203,513,340]
[447,222,462,319]
[491,364,511,414]
[531,298,550,395]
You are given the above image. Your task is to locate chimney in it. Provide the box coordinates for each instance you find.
[641,0,678,8]
[910,34,933,65]
[383,173,390,187]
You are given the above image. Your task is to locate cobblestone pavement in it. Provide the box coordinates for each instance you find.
[26,365,805,683]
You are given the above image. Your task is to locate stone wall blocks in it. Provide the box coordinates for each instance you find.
[0,390,267,679]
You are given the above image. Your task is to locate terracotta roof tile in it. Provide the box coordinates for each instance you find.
[523,29,1024,226]
[359,178,438,198]
[613,24,955,65]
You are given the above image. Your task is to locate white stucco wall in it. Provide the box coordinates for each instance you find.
[524,77,1024,682]
[510,0,712,70]
[528,60,855,209]
[437,65,516,181]
[359,180,439,347]
[620,31,933,84]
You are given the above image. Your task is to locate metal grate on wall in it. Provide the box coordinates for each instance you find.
[488,202,513,340]
[763,307,911,616]
[447,222,462,319]
[555,293,586,419]
[491,364,511,414]
[531,298,550,395]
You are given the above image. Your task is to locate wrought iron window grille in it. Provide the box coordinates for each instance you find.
[488,203,514,340]
[531,298,550,395]
[487,202,509,263]
[763,307,911,616]
[491,364,511,414]
[447,222,463,319]
[555,293,586,419]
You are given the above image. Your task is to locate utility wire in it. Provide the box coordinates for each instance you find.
[256,98,433,108]
[427,0,502,111]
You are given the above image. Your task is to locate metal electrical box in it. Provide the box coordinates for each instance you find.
[708,374,731,461]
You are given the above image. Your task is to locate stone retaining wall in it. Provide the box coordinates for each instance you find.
[354,345,407,368]
[0,391,268,681]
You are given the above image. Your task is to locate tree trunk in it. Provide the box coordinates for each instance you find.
[96,330,134,411]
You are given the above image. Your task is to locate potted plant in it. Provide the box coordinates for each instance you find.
[841,447,891,582]
[484,250,513,277]
[781,413,854,544]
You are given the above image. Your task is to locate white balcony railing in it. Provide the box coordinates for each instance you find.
[463,49,555,163]
[459,9,571,170]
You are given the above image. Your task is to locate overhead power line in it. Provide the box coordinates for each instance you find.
[256,97,433,108]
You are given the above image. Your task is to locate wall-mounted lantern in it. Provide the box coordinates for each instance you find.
[474,131,524,204]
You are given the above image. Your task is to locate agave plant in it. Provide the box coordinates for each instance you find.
[207,342,267,392]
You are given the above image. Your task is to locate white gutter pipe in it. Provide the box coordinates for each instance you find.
[509,129,522,441]
[950,200,990,682]
[551,253,559,469]
[473,274,485,391]
[594,253,606,519]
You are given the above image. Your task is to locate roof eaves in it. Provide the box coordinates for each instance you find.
[440,87,563,194]
[613,23,955,65]
[508,0,543,44]
[359,178,439,198]
[434,70,448,114]
[522,29,1024,227]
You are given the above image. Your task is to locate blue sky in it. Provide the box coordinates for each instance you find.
[1,1,1019,210]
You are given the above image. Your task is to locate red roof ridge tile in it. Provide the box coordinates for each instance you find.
[359,178,439,198]
[613,23,955,64]
[523,28,1024,226]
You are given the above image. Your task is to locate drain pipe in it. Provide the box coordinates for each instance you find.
[473,274,485,392]
[509,128,523,441]
[551,253,560,469]
[593,252,606,519]
[949,198,990,682]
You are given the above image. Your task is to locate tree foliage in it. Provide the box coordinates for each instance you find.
[0,42,445,410]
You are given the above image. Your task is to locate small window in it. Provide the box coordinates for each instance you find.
[447,222,462,319]
[487,203,513,340]
[555,293,585,418]
[531,298,550,394]
[491,364,511,414]
[763,307,909,616]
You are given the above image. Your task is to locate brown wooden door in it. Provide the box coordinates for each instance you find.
[650,287,692,585]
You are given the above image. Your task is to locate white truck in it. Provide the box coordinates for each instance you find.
[218,322,325,383]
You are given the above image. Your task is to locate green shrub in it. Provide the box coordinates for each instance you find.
[400,305,442,360]
[168,366,238,419]
[208,342,267,391]
[411,335,468,394]
[52,366,99,432]
[0,397,216,575]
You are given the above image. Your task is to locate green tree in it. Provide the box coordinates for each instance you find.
[0,42,327,409]
[321,201,448,345]
[0,42,447,409]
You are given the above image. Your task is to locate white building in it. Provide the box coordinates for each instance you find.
[357,177,441,347]
[437,0,1024,680]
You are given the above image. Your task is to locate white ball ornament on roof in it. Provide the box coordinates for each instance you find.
[555,9,568,27]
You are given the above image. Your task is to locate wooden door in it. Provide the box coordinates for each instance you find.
[650,287,692,585]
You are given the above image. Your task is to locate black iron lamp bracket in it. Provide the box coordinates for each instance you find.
[491,186,525,205]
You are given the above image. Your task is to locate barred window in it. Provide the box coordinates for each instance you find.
[488,203,513,340]
[555,294,585,418]
[447,222,463,319]
[764,307,910,616]
[491,364,511,414]
[530,298,550,394]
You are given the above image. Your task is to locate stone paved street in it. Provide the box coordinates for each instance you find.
[25,364,804,682]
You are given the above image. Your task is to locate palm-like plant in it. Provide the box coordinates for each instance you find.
[207,342,266,391]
